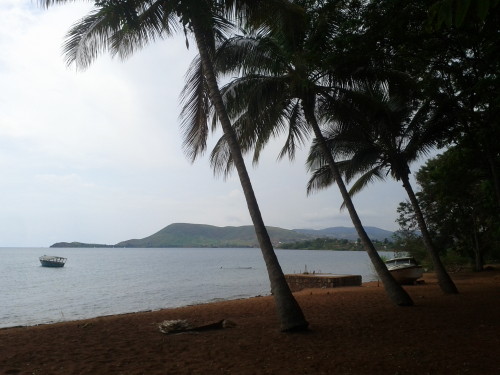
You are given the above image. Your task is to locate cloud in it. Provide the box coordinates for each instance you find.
[1,2,194,172]
[0,2,413,247]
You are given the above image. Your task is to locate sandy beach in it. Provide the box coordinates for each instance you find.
[1,268,499,375]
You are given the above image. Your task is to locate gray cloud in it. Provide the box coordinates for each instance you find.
[0,3,412,246]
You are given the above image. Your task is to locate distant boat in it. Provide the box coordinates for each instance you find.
[39,255,67,268]
[385,256,423,284]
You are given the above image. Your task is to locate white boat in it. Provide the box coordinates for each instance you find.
[385,256,423,284]
[39,255,67,268]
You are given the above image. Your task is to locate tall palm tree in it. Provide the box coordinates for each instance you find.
[40,0,308,331]
[307,81,458,294]
[205,2,413,305]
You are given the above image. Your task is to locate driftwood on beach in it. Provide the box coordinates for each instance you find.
[158,319,236,334]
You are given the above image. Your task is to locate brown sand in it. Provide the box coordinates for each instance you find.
[1,268,499,375]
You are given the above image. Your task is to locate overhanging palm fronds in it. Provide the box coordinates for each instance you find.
[194,2,415,306]
[307,80,458,294]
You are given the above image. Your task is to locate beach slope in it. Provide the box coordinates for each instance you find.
[1,268,499,374]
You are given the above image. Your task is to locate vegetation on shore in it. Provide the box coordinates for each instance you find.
[51,242,114,248]
[277,238,394,252]
[394,147,500,271]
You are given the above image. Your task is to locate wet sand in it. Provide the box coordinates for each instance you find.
[1,268,499,374]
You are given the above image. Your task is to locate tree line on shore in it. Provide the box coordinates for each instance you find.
[278,237,394,251]
[394,148,500,271]
[39,0,498,331]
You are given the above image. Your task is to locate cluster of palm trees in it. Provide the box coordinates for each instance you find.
[40,0,461,331]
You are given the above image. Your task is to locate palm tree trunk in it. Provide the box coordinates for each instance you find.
[401,176,458,293]
[305,109,413,306]
[192,25,308,331]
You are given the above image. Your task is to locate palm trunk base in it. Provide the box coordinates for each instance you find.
[279,311,309,332]
[270,278,309,332]
[282,324,309,332]
[437,272,459,294]
[379,276,414,306]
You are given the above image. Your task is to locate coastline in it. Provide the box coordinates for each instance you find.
[1,248,386,329]
[1,268,499,374]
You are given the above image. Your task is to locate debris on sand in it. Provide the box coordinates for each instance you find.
[158,319,236,334]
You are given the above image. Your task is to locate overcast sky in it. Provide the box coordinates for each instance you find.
[0,1,422,247]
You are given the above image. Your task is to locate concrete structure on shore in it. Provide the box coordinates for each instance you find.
[285,273,362,292]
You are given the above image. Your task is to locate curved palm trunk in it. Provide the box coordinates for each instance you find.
[401,177,458,293]
[192,26,308,331]
[305,110,413,306]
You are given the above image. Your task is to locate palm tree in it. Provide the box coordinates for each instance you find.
[39,0,308,331]
[205,2,413,305]
[307,81,458,294]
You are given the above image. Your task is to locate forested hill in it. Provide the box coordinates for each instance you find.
[52,223,311,248]
[51,223,395,248]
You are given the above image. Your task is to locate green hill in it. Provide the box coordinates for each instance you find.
[51,223,395,248]
[113,223,310,248]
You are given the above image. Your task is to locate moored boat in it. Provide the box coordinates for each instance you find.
[39,255,67,268]
[385,256,423,284]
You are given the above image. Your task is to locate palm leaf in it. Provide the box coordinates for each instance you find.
[180,55,211,162]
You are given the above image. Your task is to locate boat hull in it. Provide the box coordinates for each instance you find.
[39,255,67,268]
[385,256,423,285]
[389,265,423,284]
[40,260,65,267]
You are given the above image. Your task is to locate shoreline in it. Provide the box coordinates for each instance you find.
[0,293,271,331]
[2,272,366,331]
[1,268,499,374]
[2,247,386,330]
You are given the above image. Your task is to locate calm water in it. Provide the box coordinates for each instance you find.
[0,247,388,328]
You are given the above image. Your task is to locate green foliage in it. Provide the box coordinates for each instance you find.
[427,0,499,29]
[306,80,452,199]
[277,237,394,251]
[51,242,114,248]
[392,229,429,267]
[396,147,500,270]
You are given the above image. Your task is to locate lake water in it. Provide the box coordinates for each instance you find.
[0,247,389,329]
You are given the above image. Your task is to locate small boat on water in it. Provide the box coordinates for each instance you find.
[385,256,423,284]
[39,255,67,268]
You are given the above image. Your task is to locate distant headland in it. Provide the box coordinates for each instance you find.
[51,223,395,249]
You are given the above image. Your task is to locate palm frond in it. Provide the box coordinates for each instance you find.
[306,165,333,195]
[226,0,306,35]
[180,55,211,162]
[310,77,449,199]
[339,167,386,210]
[209,133,235,179]
[276,101,310,161]
[58,1,175,68]
[214,34,289,77]
[111,1,178,60]
[63,9,116,68]
[218,72,310,165]
[38,0,81,7]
